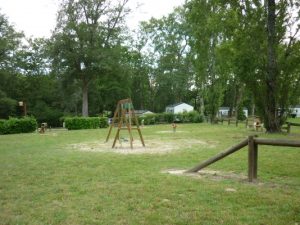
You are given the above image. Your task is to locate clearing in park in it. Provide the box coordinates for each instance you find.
[0,122,300,224]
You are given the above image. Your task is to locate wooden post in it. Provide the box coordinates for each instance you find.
[132,109,145,147]
[105,104,120,142]
[253,138,300,147]
[248,136,258,182]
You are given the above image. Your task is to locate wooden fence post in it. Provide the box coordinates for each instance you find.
[248,136,258,182]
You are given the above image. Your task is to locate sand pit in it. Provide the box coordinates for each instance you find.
[69,138,215,154]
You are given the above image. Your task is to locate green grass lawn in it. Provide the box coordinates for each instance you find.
[288,117,300,123]
[0,123,300,225]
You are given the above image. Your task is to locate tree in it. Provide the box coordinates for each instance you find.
[185,0,229,122]
[185,0,300,130]
[50,0,129,116]
[225,0,300,132]
[0,12,24,118]
[265,0,280,132]
[138,8,193,112]
[0,12,23,71]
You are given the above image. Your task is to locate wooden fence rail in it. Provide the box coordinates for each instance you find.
[186,138,248,173]
[286,122,300,133]
[186,136,300,182]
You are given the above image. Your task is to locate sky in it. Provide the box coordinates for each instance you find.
[0,0,185,38]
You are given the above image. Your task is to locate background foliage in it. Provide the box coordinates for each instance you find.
[0,0,299,132]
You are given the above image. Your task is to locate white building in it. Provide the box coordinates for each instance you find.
[218,107,248,118]
[165,103,194,114]
[290,105,300,117]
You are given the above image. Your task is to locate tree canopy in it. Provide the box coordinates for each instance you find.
[0,0,300,132]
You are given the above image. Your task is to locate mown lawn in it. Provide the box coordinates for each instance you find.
[288,117,300,123]
[0,123,299,225]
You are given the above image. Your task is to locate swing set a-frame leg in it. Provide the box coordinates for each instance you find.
[112,128,120,148]
[137,128,145,147]
[105,104,120,142]
[105,125,113,143]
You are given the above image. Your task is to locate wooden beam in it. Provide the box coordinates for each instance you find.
[254,138,300,147]
[248,136,258,182]
[186,138,248,173]
[105,104,120,142]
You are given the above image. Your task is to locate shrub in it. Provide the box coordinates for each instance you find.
[163,113,174,123]
[64,117,108,130]
[32,101,64,127]
[140,114,156,125]
[187,111,204,123]
[237,108,247,121]
[134,111,204,126]
[36,109,64,128]
[175,111,204,123]
[0,97,17,119]
[0,120,5,133]
[99,117,109,128]
[0,117,37,135]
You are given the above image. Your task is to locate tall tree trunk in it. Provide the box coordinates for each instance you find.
[234,84,244,119]
[82,79,89,117]
[252,97,255,116]
[199,95,205,116]
[265,0,280,132]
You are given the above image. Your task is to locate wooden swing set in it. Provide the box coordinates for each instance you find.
[105,98,145,149]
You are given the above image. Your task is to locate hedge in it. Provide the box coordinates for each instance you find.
[64,117,108,130]
[139,111,204,125]
[99,117,109,128]
[0,117,37,135]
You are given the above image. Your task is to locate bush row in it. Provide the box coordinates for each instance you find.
[64,117,109,130]
[0,117,37,135]
[138,111,204,125]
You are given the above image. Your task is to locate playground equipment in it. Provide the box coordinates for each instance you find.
[186,136,300,182]
[105,98,145,149]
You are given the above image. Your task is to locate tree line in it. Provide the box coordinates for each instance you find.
[0,0,299,132]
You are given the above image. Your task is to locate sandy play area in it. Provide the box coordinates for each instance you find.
[69,138,217,154]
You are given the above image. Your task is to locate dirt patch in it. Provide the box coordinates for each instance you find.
[156,131,187,134]
[69,138,214,155]
[163,169,248,182]
[163,169,289,188]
